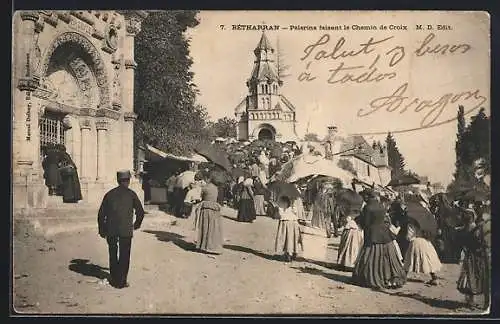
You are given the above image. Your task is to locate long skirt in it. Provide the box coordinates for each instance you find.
[274,220,301,255]
[393,240,404,265]
[294,198,305,221]
[192,202,202,231]
[352,242,407,289]
[61,170,82,203]
[311,205,332,237]
[237,198,256,222]
[196,206,223,254]
[457,249,489,295]
[254,194,266,216]
[404,237,442,274]
[337,228,364,269]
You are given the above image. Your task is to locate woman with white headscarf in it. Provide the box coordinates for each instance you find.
[237,178,256,223]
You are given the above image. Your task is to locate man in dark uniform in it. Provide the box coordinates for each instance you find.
[98,170,145,289]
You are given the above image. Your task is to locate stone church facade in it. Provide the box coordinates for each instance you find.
[235,32,300,143]
[12,10,148,210]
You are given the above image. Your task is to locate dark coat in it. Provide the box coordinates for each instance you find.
[98,186,145,237]
[58,152,82,203]
[357,198,395,245]
[42,150,62,187]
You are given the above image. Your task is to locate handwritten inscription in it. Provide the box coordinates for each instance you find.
[415,33,471,56]
[300,34,394,62]
[25,91,31,141]
[296,32,481,132]
[357,83,487,128]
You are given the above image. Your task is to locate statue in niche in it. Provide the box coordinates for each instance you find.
[111,54,123,109]
[31,32,42,76]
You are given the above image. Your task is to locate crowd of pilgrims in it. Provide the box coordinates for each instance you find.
[40,143,82,203]
[160,147,490,311]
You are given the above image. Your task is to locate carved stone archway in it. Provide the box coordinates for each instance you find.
[254,123,276,141]
[37,32,111,109]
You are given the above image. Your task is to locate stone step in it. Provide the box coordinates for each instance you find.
[14,209,173,238]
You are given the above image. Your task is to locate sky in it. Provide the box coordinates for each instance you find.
[186,11,490,186]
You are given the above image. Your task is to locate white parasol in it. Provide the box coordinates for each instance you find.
[286,155,354,185]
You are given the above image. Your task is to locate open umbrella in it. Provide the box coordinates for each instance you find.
[387,173,421,187]
[267,181,301,201]
[405,201,438,238]
[286,155,354,185]
[231,167,249,179]
[336,188,364,208]
[195,143,232,172]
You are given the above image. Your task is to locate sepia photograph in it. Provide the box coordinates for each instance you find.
[11,10,491,316]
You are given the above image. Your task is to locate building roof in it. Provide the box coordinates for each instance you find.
[280,95,297,112]
[234,95,296,115]
[255,32,274,52]
[339,135,388,167]
[249,61,280,82]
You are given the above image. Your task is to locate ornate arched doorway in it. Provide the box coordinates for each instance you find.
[258,127,275,141]
[37,32,108,158]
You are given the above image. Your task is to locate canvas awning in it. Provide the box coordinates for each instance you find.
[143,144,208,163]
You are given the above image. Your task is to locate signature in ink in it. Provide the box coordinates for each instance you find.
[357,82,487,131]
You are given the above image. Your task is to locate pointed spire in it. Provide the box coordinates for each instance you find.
[254,31,274,55]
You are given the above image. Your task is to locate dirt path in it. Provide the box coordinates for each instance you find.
[12,208,484,315]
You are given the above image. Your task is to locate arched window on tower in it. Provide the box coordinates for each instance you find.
[261,84,265,94]
[261,98,265,110]
[266,98,270,110]
[265,84,269,94]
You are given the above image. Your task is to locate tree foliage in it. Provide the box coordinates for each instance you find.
[134,11,209,157]
[385,132,406,178]
[207,117,238,139]
[448,107,490,194]
[337,158,357,176]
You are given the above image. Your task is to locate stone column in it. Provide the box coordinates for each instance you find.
[121,12,147,176]
[123,112,136,174]
[96,119,110,181]
[79,119,92,180]
[13,12,42,177]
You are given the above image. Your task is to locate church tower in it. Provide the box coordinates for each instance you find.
[235,32,299,142]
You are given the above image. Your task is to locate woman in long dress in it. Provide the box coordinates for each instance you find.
[337,214,364,271]
[196,173,224,255]
[232,176,244,209]
[274,195,302,262]
[404,220,442,285]
[352,189,407,289]
[311,184,332,237]
[57,145,82,203]
[237,178,256,223]
[253,177,267,216]
[403,194,442,285]
[41,144,62,196]
[456,204,490,310]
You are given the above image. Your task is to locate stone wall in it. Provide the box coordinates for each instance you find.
[12,10,148,211]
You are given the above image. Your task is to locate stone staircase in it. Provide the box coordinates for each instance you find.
[13,197,170,237]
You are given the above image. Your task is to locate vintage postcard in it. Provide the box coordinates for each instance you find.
[12,10,491,316]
